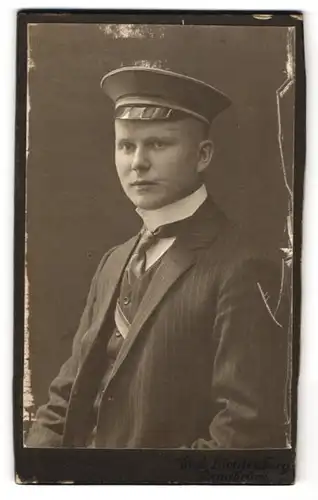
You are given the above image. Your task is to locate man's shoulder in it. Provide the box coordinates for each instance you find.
[195,196,278,264]
[213,211,281,267]
[213,218,283,301]
[202,209,282,294]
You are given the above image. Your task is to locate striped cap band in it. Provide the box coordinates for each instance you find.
[115,95,209,124]
[115,106,173,120]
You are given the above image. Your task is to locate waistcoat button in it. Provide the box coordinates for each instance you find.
[123,296,130,306]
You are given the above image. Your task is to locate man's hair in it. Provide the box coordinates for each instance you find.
[186,118,211,142]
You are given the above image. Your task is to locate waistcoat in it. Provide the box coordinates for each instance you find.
[89,255,163,445]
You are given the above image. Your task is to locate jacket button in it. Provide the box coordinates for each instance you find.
[123,296,130,305]
[108,396,114,402]
[115,330,121,338]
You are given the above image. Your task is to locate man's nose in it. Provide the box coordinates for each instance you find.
[131,146,150,171]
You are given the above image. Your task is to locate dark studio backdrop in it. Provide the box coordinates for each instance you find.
[25,23,294,413]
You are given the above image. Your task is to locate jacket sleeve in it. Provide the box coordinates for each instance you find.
[190,257,290,449]
[25,248,115,447]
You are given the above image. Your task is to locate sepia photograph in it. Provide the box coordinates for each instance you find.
[14,11,304,484]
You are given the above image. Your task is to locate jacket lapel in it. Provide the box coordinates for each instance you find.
[107,198,228,386]
[108,242,196,383]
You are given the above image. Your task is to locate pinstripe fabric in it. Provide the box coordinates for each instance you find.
[27,198,289,449]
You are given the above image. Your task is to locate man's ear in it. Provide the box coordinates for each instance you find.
[197,139,214,173]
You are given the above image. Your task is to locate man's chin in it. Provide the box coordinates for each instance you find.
[130,195,168,211]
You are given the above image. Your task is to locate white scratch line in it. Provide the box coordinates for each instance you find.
[286,27,295,80]
[274,258,285,315]
[276,103,293,195]
[257,283,282,328]
[287,210,293,248]
[276,86,293,198]
[275,27,295,200]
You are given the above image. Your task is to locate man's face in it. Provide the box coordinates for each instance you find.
[114,118,211,210]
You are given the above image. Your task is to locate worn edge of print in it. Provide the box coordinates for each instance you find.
[14,9,305,485]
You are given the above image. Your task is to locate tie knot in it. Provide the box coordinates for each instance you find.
[138,227,160,250]
[127,219,190,282]
[138,221,180,249]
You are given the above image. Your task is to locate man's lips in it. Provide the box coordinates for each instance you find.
[130,180,157,187]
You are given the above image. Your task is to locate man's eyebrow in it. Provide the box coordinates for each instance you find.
[144,134,178,141]
[116,134,178,143]
[116,138,135,144]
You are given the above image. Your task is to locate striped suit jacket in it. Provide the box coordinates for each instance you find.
[27,198,289,449]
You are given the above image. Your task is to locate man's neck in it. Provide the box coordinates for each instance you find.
[136,184,208,233]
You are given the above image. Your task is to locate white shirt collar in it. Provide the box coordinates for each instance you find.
[136,184,208,233]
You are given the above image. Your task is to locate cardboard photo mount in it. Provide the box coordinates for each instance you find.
[14,10,305,485]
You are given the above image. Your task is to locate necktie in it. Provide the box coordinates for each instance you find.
[127,217,193,282]
[127,228,161,282]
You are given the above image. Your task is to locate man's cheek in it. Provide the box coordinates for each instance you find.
[116,157,130,176]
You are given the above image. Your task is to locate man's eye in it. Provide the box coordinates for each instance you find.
[151,141,166,150]
[119,142,135,153]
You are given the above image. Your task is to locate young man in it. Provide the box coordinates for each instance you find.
[27,66,289,449]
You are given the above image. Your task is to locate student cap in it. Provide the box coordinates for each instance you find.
[100,66,231,125]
